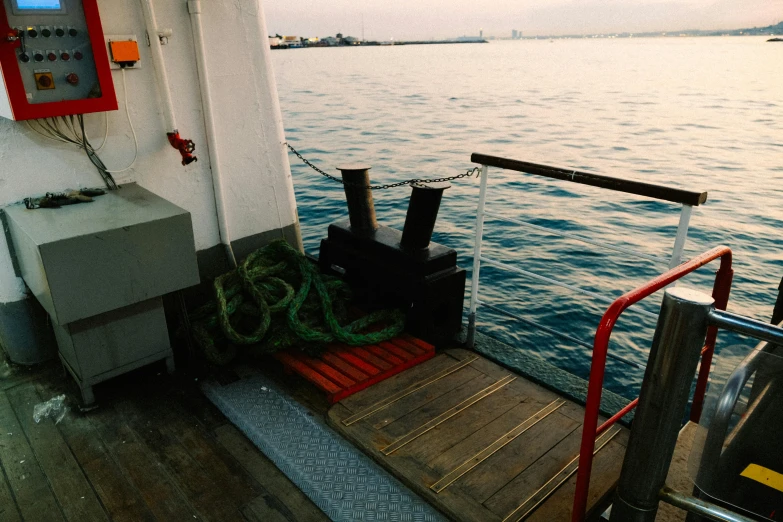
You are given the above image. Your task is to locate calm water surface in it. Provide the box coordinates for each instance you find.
[274,37,783,398]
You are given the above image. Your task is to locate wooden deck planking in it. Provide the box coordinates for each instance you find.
[31,378,157,522]
[0,392,66,522]
[427,398,564,474]
[398,382,530,463]
[379,372,501,439]
[0,473,22,522]
[6,384,108,522]
[329,349,629,522]
[114,399,252,521]
[460,411,581,503]
[521,432,628,522]
[214,424,331,522]
[0,347,329,522]
[88,401,204,520]
[331,400,505,522]
[367,365,483,430]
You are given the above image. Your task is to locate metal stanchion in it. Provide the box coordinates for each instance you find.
[610,287,714,522]
[337,165,378,235]
[400,181,450,251]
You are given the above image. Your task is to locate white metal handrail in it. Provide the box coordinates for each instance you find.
[467,163,697,356]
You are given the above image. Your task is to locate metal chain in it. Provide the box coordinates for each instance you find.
[285,143,479,189]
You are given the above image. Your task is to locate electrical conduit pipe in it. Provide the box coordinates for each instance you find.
[187,0,237,268]
[138,0,197,165]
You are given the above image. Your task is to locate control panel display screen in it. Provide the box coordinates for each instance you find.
[11,0,66,13]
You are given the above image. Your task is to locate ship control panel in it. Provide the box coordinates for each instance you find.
[0,0,117,120]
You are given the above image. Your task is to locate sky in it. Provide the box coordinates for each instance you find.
[265,0,783,40]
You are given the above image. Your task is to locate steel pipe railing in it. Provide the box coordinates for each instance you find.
[694,328,781,496]
[467,158,707,354]
[571,246,733,522]
[708,309,783,346]
[658,487,757,522]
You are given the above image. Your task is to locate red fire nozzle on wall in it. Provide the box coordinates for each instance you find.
[167,132,197,166]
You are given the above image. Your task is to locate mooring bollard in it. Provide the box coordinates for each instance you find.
[610,287,714,522]
[400,181,450,251]
[337,165,378,235]
[773,276,783,325]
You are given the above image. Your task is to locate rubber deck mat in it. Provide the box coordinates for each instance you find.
[202,373,447,522]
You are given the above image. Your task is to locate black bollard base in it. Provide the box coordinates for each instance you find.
[319,221,466,346]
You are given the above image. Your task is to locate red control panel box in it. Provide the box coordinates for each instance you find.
[0,0,117,120]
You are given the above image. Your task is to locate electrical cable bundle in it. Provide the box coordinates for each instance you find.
[27,115,117,190]
[78,114,118,189]
[25,69,138,190]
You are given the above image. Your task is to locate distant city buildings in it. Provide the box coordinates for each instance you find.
[268,32,362,48]
[512,29,522,39]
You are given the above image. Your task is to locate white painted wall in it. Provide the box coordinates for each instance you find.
[0,0,298,304]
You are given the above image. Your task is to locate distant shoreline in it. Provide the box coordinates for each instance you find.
[271,39,488,50]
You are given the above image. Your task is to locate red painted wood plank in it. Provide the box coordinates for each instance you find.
[330,349,381,376]
[367,345,405,366]
[277,335,438,404]
[299,357,356,389]
[329,350,437,403]
[322,353,369,382]
[274,353,342,394]
[378,341,416,361]
[400,334,435,353]
[391,337,426,356]
[352,348,393,371]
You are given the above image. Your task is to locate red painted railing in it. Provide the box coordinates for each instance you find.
[571,246,733,522]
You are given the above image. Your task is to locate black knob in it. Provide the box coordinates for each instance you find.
[33,52,44,62]
[19,53,30,63]
[27,29,38,38]
[55,28,65,37]
[68,28,78,37]
[41,28,51,37]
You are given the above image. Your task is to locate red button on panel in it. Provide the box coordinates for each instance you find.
[47,52,57,61]
[66,73,79,85]
[61,52,70,61]
[74,51,83,60]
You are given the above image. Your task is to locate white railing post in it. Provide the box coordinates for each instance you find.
[668,204,693,269]
[467,165,489,348]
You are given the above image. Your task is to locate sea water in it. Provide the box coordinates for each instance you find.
[274,36,782,398]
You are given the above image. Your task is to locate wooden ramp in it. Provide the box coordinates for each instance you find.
[328,349,629,522]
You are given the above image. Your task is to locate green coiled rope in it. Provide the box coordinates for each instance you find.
[190,239,405,365]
